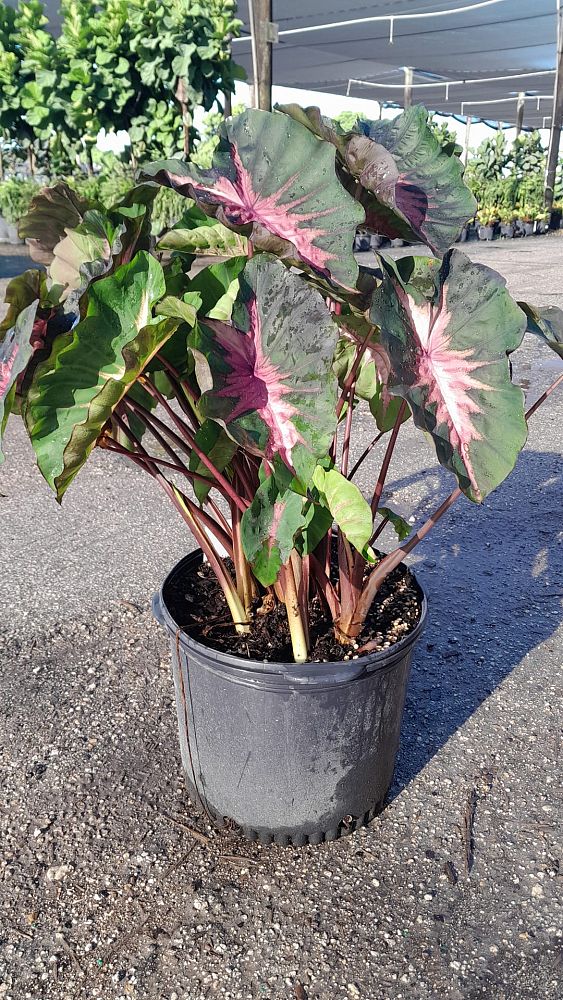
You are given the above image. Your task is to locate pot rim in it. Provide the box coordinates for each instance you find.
[154,549,428,684]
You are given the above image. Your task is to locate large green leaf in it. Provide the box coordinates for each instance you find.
[278,104,476,254]
[189,255,338,485]
[158,204,248,257]
[0,300,39,462]
[143,107,364,289]
[518,301,563,360]
[241,475,306,586]
[369,250,527,502]
[18,182,91,265]
[49,210,126,305]
[25,252,177,500]
[312,466,375,561]
[188,257,246,321]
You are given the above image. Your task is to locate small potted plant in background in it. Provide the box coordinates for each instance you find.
[499,207,517,238]
[2,106,562,845]
[477,205,498,240]
[0,178,39,243]
[534,210,549,235]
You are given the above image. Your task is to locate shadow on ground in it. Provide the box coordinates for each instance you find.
[390,447,563,797]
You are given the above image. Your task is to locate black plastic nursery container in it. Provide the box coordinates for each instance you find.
[153,551,427,846]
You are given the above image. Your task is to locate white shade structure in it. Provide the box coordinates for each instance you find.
[234,0,558,129]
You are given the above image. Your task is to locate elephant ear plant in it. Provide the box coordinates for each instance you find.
[2,106,562,664]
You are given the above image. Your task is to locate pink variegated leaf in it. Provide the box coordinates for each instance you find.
[142,108,364,290]
[0,297,39,462]
[369,250,527,502]
[278,104,476,255]
[189,255,338,486]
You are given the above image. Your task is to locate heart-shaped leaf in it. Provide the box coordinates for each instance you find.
[278,104,476,254]
[241,475,306,586]
[369,250,527,502]
[18,182,91,265]
[189,255,338,484]
[25,252,178,500]
[312,466,375,561]
[143,108,364,289]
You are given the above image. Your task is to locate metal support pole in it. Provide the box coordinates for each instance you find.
[250,0,274,111]
[464,115,472,166]
[545,0,563,208]
[404,67,413,109]
[515,92,525,136]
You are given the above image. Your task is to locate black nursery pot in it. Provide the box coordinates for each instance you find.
[153,551,427,846]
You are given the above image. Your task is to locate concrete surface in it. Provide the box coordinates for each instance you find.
[0,236,562,999]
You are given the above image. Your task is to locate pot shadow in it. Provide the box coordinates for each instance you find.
[386,447,563,798]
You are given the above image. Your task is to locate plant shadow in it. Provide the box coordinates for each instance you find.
[387,447,563,798]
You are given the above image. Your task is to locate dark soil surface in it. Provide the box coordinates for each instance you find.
[165,557,422,662]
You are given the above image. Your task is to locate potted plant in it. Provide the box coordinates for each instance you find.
[3,106,562,845]
[477,206,497,240]
[534,211,549,235]
[499,208,516,238]
[0,178,39,243]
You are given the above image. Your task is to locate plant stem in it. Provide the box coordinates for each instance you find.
[340,380,355,478]
[129,387,248,514]
[231,494,255,616]
[282,559,309,663]
[170,485,249,635]
[371,399,407,516]
[335,324,376,419]
[525,371,563,419]
[348,430,385,481]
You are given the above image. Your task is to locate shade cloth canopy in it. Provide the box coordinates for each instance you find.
[234,0,558,128]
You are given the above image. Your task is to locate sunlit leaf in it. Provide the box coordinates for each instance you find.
[312,466,375,561]
[241,475,306,586]
[370,250,527,502]
[143,107,364,289]
[25,252,177,499]
[189,255,338,485]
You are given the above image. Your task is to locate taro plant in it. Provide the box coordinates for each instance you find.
[2,106,562,662]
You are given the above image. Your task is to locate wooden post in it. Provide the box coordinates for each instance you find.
[464,115,471,167]
[0,140,4,182]
[223,90,232,118]
[545,0,563,209]
[249,0,274,111]
[404,67,413,110]
[175,77,190,158]
[515,92,525,136]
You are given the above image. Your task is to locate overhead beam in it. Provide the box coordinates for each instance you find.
[545,1,563,209]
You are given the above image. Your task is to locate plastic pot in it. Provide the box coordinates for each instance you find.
[500,223,514,238]
[0,215,9,243]
[549,209,562,231]
[478,224,495,241]
[153,551,427,846]
[7,222,23,245]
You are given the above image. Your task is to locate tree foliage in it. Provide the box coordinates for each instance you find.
[0,0,243,175]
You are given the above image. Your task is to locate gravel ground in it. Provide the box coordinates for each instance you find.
[1,237,562,999]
